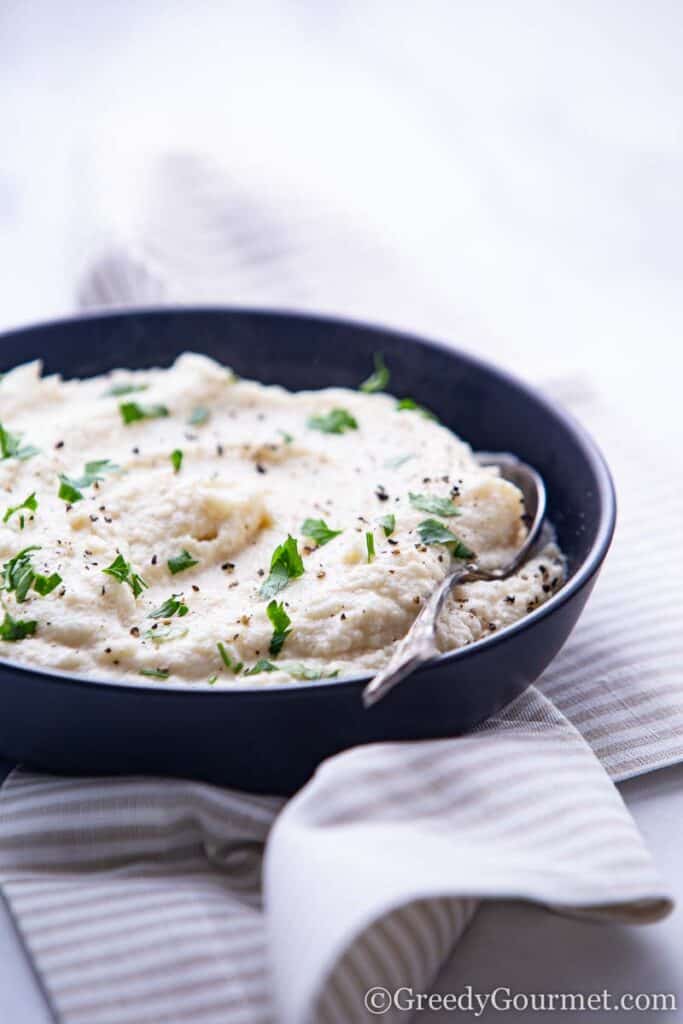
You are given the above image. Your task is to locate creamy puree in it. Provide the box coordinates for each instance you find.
[0,353,564,684]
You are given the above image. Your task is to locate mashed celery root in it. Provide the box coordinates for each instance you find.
[0,353,564,684]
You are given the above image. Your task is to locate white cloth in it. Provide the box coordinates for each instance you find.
[0,690,671,1024]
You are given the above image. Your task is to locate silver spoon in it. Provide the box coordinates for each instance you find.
[362,453,547,708]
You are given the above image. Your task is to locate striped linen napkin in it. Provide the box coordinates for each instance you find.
[534,392,683,780]
[0,688,671,1024]
[2,171,681,1022]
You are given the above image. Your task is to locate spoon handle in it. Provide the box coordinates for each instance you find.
[362,566,471,707]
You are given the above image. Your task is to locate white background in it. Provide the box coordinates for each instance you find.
[1,2,682,1020]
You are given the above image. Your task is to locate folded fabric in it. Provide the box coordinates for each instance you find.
[2,162,678,1024]
[0,689,671,1024]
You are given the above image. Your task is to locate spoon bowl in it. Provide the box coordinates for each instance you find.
[362,453,547,707]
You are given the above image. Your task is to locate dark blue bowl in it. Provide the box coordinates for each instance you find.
[0,309,615,793]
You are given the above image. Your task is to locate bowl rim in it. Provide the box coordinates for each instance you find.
[0,304,617,698]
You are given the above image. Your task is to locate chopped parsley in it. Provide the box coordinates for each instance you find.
[259,536,304,599]
[307,408,358,434]
[396,397,437,420]
[417,519,474,559]
[188,406,210,426]
[278,430,293,444]
[148,594,189,619]
[3,492,38,528]
[58,459,119,503]
[217,642,243,674]
[383,453,415,469]
[167,549,199,575]
[104,383,148,397]
[57,477,83,504]
[1,547,61,602]
[379,513,395,537]
[366,531,375,562]
[0,608,37,641]
[409,492,460,517]
[0,422,40,462]
[139,667,169,679]
[243,659,277,676]
[102,554,148,597]
[207,674,218,685]
[301,518,343,546]
[32,572,63,596]
[281,662,339,681]
[119,402,169,425]
[359,352,390,394]
[143,626,188,645]
[266,600,292,656]
[170,449,183,473]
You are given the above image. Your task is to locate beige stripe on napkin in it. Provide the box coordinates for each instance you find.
[537,393,683,781]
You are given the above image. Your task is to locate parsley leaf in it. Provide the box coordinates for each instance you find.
[259,536,304,599]
[1,546,39,601]
[83,459,119,479]
[307,408,358,434]
[417,519,474,559]
[217,642,243,674]
[58,477,83,504]
[58,459,119,503]
[102,554,148,597]
[409,492,460,517]
[266,600,292,656]
[3,492,38,527]
[148,594,188,619]
[1,546,62,603]
[366,531,375,562]
[278,430,293,444]
[0,608,37,641]
[170,449,183,473]
[359,352,390,394]
[243,659,277,676]
[396,397,437,420]
[188,406,210,426]
[144,625,188,644]
[119,402,169,425]
[139,667,169,679]
[104,383,148,397]
[281,662,339,681]
[167,549,199,575]
[379,513,395,537]
[32,572,62,596]
[0,422,40,461]
[301,518,343,546]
